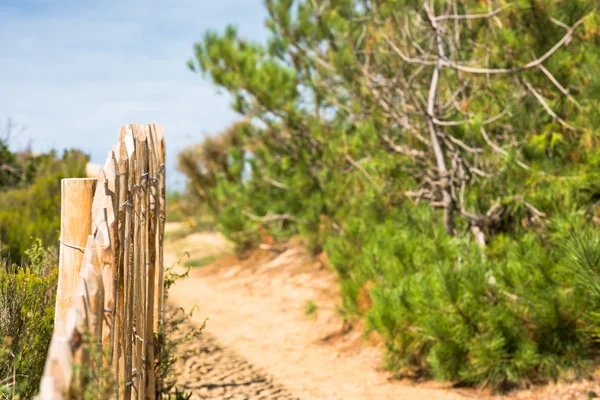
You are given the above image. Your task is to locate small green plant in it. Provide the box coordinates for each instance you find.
[183,254,220,268]
[167,388,193,400]
[304,300,318,320]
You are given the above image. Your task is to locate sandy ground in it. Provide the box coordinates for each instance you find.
[165,222,600,400]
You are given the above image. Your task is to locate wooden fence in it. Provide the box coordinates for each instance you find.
[36,124,166,400]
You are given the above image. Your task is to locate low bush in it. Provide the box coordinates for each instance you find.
[325,206,600,390]
[0,149,88,260]
[166,190,216,232]
[0,240,58,398]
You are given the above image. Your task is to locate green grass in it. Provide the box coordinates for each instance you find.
[183,254,221,268]
[304,299,318,320]
[164,228,192,242]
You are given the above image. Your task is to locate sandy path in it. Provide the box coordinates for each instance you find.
[165,226,466,400]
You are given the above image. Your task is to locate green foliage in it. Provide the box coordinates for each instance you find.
[183,255,220,269]
[182,0,600,390]
[0,149,88,259]
[69,333,115,400]
[0,139,38,190]
[0,240,58,398]
[326,206,600,389]
[166,191,217,233]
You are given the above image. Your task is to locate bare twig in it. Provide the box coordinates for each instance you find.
[442,16,586,74]
[521,78,576,130]
[241,209,297,223]
[382,135,426,158]
[441,133,483,154]
[433,108,509,126]
[424,2,456,234]
[434,4,511,22]
[549,17,571,31]
[343,131,383,193]
[262,176,290,190]
[480,127,531,170]
[383,35,437,66]
[537,64,582,110]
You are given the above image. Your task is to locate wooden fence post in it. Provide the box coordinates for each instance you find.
[122,129,136,400]
[55,178,97,326]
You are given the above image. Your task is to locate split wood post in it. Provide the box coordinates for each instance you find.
[77,235,104,340]
[131,124,146,400]
[145,124,159,399]
[55,178,97,326]
[71,235,104,392]
[93,150,118,352]
[139,124,152,400]
[115,139,129,398]
[153,124,166,395]
[37,323,72,399]
[123,128,136,400]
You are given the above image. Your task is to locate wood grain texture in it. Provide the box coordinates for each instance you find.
[94,152,117,351]
[123,127,135,400]
[55,178,97,326]
[145,124,158,399]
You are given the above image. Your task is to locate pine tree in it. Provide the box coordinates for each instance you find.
[183,0,600,390]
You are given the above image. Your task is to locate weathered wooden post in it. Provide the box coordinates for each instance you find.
[55,178,97,326]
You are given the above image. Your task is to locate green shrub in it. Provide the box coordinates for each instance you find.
[0,139,39,189]
[0,149,88,259]
[166,190,217,232]
[325,206,600,390]
[0,240,58,398]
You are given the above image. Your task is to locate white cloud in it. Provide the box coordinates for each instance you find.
[0,0,269,189]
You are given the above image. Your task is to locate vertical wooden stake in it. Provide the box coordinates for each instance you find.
[55,178,97,326]
[115,139,129,399]
[145,124,158,399]
[94,151,117,353]
[155,124,166,396]
[133,124,149,400]
[123,128,136,400]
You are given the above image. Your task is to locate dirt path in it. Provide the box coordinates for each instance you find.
[165,224,466,400]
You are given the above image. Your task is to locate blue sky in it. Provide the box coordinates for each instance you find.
[0,0,268,188]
